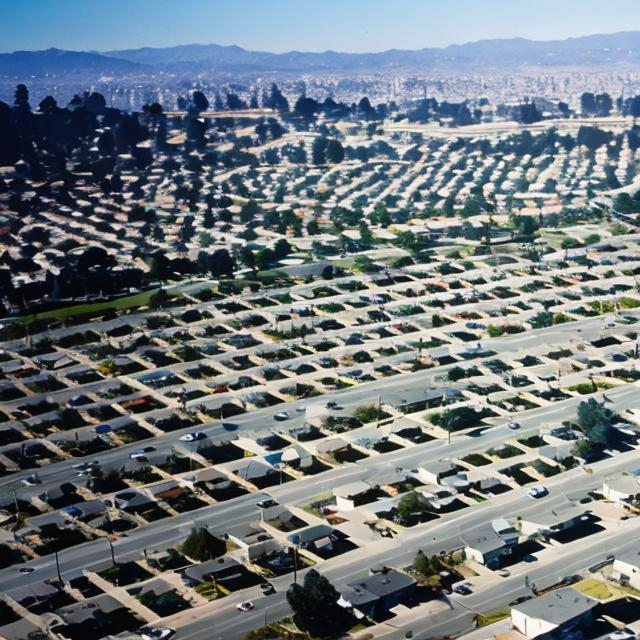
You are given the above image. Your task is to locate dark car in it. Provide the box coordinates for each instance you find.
[453,585,472,595]
[260,582,275,595]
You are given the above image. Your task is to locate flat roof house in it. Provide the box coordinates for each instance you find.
[339,570,416,620]
[511,587,596,638]
[613,550,640,590]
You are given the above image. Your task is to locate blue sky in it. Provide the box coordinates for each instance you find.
[1,0,640,53]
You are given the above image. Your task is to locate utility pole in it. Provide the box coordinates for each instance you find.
[106,536,116,566]
[293,545,299,584]
[55,550,63,585]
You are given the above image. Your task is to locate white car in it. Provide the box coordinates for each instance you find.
[237,600,254,612]
[507,421,521,430]
[179,432,206,442]
[141,628,175,640]
[528,485,549,499]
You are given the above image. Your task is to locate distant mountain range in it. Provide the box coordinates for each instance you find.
[3,31,640,78]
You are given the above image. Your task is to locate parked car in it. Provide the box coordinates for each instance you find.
[528,485,548,499]
[237,601,254,612]
[453,585,472,595]
[522,554,538,563]
[141,628,175,640]
[179,432,207,442]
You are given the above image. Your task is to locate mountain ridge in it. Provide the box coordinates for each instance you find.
[3,31,640,77]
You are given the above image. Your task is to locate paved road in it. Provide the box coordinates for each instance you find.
[0,491,267,593]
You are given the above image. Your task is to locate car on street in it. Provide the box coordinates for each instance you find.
[237,601,254,612]
[141,628,175,640]
[21,475,41,486]
[18,566,35,574]
[528,485,548,499]
[507,421,521,430]
[273,412,289,421]
[509,595,532,606]
[522,554,538,563]
[73,461,99,470]
[179,432,207,442]
[260,582,275,595]
[325,401,338,409]
[453,584,472,595]
[129,446,156,459]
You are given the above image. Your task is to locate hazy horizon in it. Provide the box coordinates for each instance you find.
[2,0,640,54]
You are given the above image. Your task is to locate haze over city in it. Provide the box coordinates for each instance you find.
[4,3,640,640]
[2,0,640,53]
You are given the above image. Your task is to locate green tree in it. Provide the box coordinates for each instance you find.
[359,221,373,245]
[181,528,226,561]
[414,550,430,575]
[286,569,339,623]
[397,491,424,516]
[325,139,345,163]
[576,398,613,445]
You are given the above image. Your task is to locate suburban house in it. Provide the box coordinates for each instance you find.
[413,460,460,485]
[519,498,587,537]
[511,587,596,638]
[613,550,640,589]
[183,555,262,590]
[602,474,640,506]
[223,522,279,562]
[287,524,357,558]
[462,518,517,568]
[339,570,417,620]
[335,480,377,510]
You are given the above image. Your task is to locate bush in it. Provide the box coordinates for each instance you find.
[180,528,226,561]
[353,404,387,423]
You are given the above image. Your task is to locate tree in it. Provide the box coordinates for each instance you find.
[273,238,292,260]
[306,218,320,235]
[414,550,430,575]
[325,139,344,163]
[397,491,424,516]
[576,398,613,445]
[286,569,339,623]
[359,221,373,245]
[294,96,319,120]
[581,92,597,115]
[181,527,226,561]
[312,136,328,164]
[191,90,209,114]
[240,246,256,271]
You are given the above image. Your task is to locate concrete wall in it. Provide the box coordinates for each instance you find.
[614,558,640,590]
[511,610,558,638]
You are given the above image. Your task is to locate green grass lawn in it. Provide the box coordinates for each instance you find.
[17,287,183,324]
[475,609,510,627]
